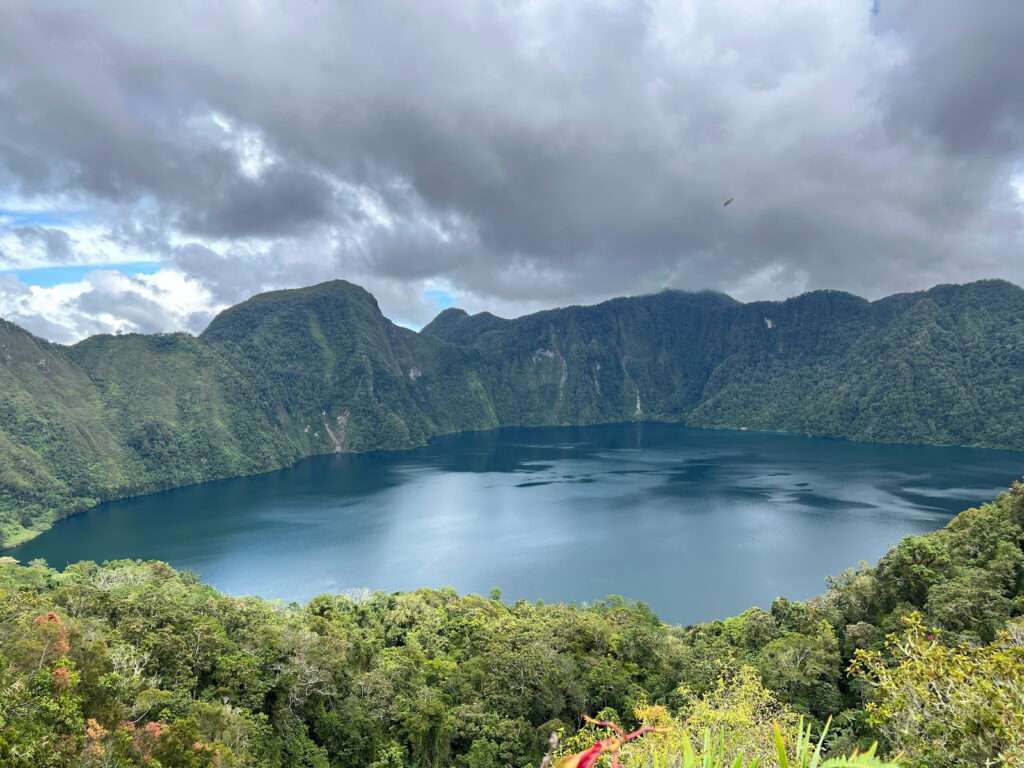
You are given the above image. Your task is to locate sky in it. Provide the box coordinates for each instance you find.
[0,0,1022,343]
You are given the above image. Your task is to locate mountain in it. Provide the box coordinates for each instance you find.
[425,280,1024,446]
[3,278,1024,546]
[201,280,499,452]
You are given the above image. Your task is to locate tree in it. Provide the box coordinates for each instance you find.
[851,615,1024,767]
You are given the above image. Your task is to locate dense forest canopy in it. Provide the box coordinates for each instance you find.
[2,483,1023,767]
[4,278,1024,548]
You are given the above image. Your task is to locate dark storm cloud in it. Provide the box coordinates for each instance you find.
[177,165,338,238]
[877,0,1024,157]
[12,226,72,262]
[0,0,1022,339]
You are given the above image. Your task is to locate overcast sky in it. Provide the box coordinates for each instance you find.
[1,0,1022,342]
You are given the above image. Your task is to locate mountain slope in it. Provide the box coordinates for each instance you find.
[2,278,1024,546]
[427,279,1024,446]
[0,319,129,545]
[201,280,499,452]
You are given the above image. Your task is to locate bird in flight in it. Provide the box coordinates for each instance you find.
[723,197,734,207]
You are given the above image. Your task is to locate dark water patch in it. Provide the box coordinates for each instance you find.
[788,492,878,510]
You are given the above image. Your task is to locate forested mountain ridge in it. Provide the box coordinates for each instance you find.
[3,277,1024,547]
[424,279,1024,442]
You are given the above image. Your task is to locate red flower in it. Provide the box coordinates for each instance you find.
[557,718,655,768]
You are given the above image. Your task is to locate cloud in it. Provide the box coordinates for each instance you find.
[0,269,215,342]
[0,0,1022,341]
[177,164,338,238]
[12,226,72,262]
[877,0,1024,156]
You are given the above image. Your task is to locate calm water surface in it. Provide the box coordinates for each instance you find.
[13,424,1023,623]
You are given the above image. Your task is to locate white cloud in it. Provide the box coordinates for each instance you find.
[0,268,217,343]
[730,263,811,304]
[208,111,278,180]
[0,214,159,270]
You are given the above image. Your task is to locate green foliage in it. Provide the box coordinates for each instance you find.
[0,559,705,767]
[614,666,801,766]
[771,720,893,768]
[592,690,896,768]
[6,278,1024,546]
[851,615,1024,767]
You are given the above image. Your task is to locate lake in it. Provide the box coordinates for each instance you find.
[12,423,1023,624]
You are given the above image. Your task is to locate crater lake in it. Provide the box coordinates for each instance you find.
[12,423,1023,624]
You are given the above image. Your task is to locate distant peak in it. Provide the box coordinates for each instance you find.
[200,278,386,344]
[251,279,375,302]
[657,288,740,304]
[420,307,470,339]
[433,307,469,321]
[872,278,1024,308]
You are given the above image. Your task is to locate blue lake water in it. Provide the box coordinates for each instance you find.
[12,423,1023,624]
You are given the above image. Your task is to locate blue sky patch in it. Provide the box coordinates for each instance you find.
[0,208,87,228]
[424,288,456,310]
[3,261,163,288]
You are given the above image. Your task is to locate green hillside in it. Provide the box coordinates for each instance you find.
[3,483,1022,767]
[425,279,1024,445]
[3,278,1024,546]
